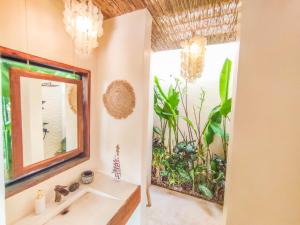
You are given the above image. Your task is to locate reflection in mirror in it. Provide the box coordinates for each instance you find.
[20,77,78,166]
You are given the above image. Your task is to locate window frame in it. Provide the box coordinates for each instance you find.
[0,46,91,198]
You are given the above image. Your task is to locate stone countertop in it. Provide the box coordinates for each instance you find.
[89,172,138,200]
[13,171,140,225]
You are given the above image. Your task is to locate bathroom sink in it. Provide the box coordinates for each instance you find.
[45,191,122,225]
[14,188,123,225]
[14,173,141,225]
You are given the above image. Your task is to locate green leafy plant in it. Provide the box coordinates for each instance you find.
[173,141,198,191]
[198,184,213,200]
[151,58,233,204]
[210,154,226,202]
[202,58,232,162]
[154,76,180,152]
[152,146,166,179]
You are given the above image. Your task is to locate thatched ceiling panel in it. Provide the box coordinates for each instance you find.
[93,0,241,51]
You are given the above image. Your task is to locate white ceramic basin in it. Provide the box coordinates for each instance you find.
[14,188,123,225]
[45,190,122,225]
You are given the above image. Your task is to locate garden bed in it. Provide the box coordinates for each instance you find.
[151,168,224,205]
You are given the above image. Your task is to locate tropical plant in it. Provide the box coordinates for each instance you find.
[151,58,233,204]
[198,184,214,200]
[202,58,232,162]
[154,76,180,152]
[210,154,226,201]
[152,146,165,178]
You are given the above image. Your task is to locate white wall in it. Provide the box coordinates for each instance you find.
[224,1,300,225]
[42,82,64,158]
[20,78,44,166]
[0,0,98,224]
[96,8,151,184]
[151,43,239,154]
[95,9,152,225]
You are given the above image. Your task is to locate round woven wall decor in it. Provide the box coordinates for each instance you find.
[68,85,77,114]
[103,80,135,119]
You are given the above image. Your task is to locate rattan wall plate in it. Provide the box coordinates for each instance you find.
[68,85,77,114]
[103,80,135,119]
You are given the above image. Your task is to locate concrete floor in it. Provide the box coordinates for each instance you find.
[144,185,223,225]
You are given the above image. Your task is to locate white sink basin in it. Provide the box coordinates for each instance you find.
[45,191,122,225]
[14,188,123,225]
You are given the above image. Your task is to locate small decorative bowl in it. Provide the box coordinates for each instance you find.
[81,170,94,184]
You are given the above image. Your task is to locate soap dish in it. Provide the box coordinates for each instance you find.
[81,170,94,184]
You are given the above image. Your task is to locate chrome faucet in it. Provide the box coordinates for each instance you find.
[54,185,69,203]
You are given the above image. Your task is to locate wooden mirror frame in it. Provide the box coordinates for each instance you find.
[0,46,90,197]
[10,68,84,178]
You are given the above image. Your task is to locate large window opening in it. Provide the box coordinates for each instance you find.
[150,42,239,204]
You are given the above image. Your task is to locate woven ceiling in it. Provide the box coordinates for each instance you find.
[94,0,241,51]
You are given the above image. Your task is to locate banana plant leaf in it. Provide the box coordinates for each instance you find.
[203,59,233,147]
[220,98,232,117]
[219,58,232,104]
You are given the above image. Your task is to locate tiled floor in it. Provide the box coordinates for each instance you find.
[144,185,223,225]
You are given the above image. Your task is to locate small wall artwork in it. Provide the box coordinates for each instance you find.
[103,80,135,119]
[112,145,121,180]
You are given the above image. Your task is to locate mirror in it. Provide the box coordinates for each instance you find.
[10,68,84,179]
[20,78,78,166]
[1,46,91,197]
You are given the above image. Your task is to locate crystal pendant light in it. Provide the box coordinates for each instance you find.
[180,36,207,82]
[63,0,103,55]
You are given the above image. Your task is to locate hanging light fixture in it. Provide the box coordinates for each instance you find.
[180,36,207,82]
[63,0,103,55]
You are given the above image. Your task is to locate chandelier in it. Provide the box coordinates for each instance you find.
[63,0,104,55]
[180,36,207,82]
